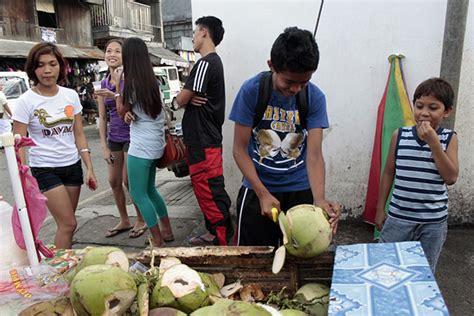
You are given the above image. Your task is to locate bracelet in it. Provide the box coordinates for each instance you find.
[114,93,122,99]
[80,148,91,153]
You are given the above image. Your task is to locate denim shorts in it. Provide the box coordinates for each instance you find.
[108,140,130,152]
[30,160,84,193]
[380,216,448,272]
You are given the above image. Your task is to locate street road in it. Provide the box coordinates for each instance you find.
[0,107,184,207]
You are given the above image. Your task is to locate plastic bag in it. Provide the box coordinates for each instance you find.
[11,136,53,260]
[0,264,69,313]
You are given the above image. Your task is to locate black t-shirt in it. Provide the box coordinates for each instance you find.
[182,52,225,147]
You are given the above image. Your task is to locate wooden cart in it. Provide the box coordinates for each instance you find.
[133,246,335,295]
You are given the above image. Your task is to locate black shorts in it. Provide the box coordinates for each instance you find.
[235,187,313,247]
[108,140,130,152]
[30,160,83,193]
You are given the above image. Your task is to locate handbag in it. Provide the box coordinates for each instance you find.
[156,130,187,169]
[156,109,188,170]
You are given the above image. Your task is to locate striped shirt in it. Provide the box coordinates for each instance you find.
[388,126,455,223]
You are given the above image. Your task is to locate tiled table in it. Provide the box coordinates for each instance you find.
[329,241,449,315]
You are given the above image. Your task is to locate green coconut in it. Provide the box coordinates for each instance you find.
[190,299,271,316]
[280,309,308,316]
[70,264,137,316]
[294,283,330,316]
[150,264,210,314]
[137,282,149,316]
[199,272,223,303]
[148,307,187,316]
[66,246,129,282]
[273,204,332,274]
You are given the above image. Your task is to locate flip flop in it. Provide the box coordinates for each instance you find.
[129,227,147,238]
[187,234,216,246]
[105,226,133,238]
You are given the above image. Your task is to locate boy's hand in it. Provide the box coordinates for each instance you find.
[375,207,386,231]
[315,199,341,234]
[417,121,438,146]
[259,192,281,220]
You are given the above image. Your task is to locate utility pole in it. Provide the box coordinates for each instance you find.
[440,0,469,129]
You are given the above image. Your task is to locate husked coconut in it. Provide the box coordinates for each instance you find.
[70,264,137,316]
[150,264,210,314]
[273,204,332,274]
[294,283,330,316]
[159,257,182,275]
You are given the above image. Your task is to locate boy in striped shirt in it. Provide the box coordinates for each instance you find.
[375,78,459,272]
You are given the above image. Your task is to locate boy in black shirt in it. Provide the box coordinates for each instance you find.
[177,16,233,245]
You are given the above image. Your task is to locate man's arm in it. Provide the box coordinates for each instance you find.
[176,89,208,108]
[233,123,280,218]
[306,128,340,233]
[375,130,398,231]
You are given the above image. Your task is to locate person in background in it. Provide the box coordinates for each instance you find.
[229,27,340,247]
[115,37,174,247]
[94,39,147,239]
[0,82,13,135]
[176,16,233,246]
[375,78,459,272]
[12,42,97,249]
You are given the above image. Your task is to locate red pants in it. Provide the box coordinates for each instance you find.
[188,147,233,245]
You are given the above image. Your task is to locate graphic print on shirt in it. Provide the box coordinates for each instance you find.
[34,105,75,137]
[254,105,305,164]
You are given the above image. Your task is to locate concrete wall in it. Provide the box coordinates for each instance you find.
[192,0,473,223]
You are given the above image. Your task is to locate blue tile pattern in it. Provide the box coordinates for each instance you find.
[329,242,449,316]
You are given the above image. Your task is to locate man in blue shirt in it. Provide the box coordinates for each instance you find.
[229,27,340,247]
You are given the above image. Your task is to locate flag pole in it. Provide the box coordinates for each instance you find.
[1,132,39,266]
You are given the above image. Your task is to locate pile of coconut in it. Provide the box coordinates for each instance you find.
[19,205,333,316]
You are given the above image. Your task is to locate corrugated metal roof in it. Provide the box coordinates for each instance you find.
[0,39,104,60]
[146,43,189,67]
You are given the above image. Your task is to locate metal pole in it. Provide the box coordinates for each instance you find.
[440,0,469,129]
[313,0,325,38]
[1,133,39,266]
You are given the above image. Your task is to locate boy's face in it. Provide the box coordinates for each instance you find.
[192,25,206,53]
[414,94,452,130]
[268,61,313,97]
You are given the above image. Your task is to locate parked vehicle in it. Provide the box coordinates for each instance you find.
[0,72,30,121]
[153,66,181,110]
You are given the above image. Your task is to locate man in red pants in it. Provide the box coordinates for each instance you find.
[176,16,233,245]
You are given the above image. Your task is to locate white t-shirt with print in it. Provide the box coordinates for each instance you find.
[12,86,82,167]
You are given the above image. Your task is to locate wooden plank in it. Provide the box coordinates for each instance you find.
[132,246,335,295]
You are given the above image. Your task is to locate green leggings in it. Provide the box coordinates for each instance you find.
[127,154,168,227]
